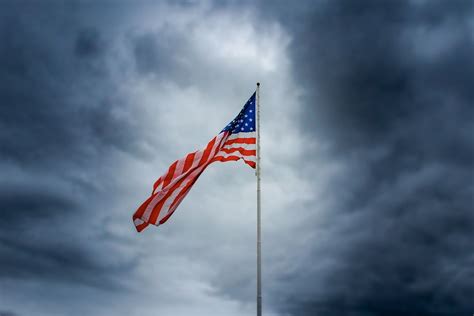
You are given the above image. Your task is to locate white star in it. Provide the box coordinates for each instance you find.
[250,110,253,112]
[245,115,248,117]
[241,127,244,130]
[240,120,243,123]
[250,127,253,130]
[236,124,239,127]
[249,119,253,121]
[245,123,248,126]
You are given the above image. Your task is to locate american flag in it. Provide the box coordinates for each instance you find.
[133,92,257,232]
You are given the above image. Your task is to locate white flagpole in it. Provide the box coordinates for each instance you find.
[256,82,262,316]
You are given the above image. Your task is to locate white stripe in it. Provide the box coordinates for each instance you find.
[134,218,145,225]
[174,156,186,177]
[221,142,256,151]
[226,131,256,141]
[190,149,204,170]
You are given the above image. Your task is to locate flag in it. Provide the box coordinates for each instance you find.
[133,92,257,232]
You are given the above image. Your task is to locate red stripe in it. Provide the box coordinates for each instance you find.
[219,147,256,156]
[198,137,216,165]
[182,152,195,173]
[211,155,256,169]
[223,137,256,146]
[244,160,256,168]
[162,161,178,189]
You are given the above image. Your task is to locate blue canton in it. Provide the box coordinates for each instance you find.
[221,92,256,134]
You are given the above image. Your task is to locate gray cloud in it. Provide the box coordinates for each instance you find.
[75,28,104,59]
[257,0,474,315]
[0,1,141,299]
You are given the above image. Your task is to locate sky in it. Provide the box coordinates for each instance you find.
[0,1,473,315]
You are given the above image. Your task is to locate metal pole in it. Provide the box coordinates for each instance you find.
[256,82,262,316]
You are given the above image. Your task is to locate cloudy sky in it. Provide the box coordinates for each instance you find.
[0,1,473,315]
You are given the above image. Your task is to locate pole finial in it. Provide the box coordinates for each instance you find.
[257,82,260,86]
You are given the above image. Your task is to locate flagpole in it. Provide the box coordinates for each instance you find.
[256,82,262,316]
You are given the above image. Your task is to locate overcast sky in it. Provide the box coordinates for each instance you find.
[0,1,473,315]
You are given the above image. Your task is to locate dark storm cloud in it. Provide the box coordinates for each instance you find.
[258,0,474,315]
[0,183,130,289]
[75,28,104,59]
[0,15,138,166]
[0,2,138,291]
[0,185,76,228]
[132,29,192,86]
